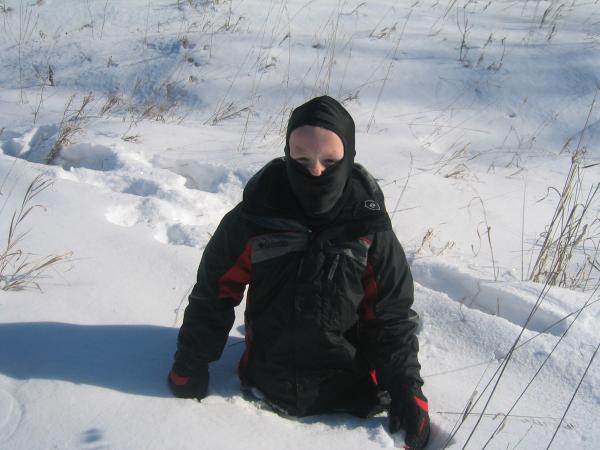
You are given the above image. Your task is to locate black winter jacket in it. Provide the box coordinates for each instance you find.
[175,158,423,416]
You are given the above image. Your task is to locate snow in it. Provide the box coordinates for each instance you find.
[1,0,599,448]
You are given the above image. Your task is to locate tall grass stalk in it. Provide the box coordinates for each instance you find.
[424,296,600,380]
[481,281,600,448]
[521,176,527,281]
[309,0,344,97]
[15,1,38,103]
[366,2,416,132]
[445,229,598,448]
[100,0,109,40]
[46,93,94,164]
[444,285,554,448]
[529,90,599,288]
[0,174,71,291]
[545,340,600,449]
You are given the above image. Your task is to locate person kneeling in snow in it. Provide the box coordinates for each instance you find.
[168,96,430,449]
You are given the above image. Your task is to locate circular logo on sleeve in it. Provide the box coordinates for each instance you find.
[364,200,380,211]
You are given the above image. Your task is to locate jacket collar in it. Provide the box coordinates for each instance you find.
[242,158,392,239]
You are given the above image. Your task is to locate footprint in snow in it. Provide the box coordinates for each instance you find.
[151,155,251,193]
[0,125,58,162]
[80,428,109,450]
[1,127,246,249]
[102,155,252,248]
[1,127,121,171]
[122,178,161,197]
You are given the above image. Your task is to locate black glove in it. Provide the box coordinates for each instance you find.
[167,362,209,400]
[389,384,430,449]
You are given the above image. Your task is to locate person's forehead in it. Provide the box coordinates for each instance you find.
[290,125,342,143]
[289,128,344,159]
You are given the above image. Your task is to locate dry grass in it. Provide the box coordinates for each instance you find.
[99,93,121,116]
[0,174,71,291]
[205,102,251,125]
[46,93,94,165]
[529,90,600,289]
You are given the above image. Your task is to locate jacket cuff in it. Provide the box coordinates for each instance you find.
[172,360,209,378]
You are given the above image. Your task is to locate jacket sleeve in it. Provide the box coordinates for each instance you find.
[174,203,251,374]
[359,229,423,391]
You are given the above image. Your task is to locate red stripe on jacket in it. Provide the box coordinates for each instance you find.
[361,258,379,384]
[359,262,378,321]
[217,242,252,302]
[414,395,429,412]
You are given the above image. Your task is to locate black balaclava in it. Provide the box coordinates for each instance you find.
[284,96,356,220]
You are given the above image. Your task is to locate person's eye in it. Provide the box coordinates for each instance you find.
[324,160,338,167]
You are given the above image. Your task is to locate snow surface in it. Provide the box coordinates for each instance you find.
[1,0,599,448]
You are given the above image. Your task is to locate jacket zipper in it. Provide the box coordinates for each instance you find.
[327,254,340,281]
[291,229,311,410]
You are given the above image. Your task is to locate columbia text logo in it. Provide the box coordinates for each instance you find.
[258,240,290,249]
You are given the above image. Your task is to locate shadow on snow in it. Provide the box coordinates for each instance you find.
[0,321,244,398]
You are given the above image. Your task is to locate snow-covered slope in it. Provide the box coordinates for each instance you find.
[1,0,599,448]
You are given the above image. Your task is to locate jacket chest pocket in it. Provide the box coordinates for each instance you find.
[249,232,308,314]
[319,238,372,330]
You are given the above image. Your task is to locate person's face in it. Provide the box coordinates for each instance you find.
[289,126,344,177]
